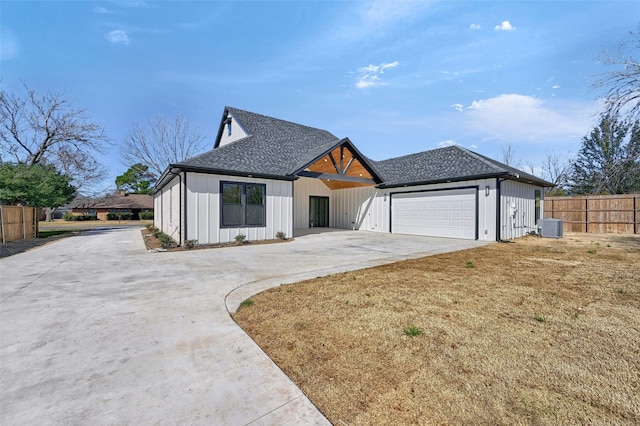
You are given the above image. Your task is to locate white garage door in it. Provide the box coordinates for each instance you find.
[391,188,477,240]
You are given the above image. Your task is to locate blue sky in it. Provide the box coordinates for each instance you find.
[2,1,639,191]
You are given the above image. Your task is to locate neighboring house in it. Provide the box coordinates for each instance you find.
[152,107,551,245]
[71,193,153,220]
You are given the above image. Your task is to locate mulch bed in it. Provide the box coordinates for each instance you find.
[140,228,292,252]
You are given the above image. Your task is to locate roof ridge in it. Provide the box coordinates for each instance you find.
[452,146,505,173]
[376,145,461,164]
[226,106,336,135]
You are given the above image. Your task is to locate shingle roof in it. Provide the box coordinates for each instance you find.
[159,107,551,190]
[175,107,341,177]
[373,145,550,187]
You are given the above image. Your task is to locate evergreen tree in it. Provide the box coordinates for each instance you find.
[569,116,640,194]
[115,163,155,194]
[0,163,76,207]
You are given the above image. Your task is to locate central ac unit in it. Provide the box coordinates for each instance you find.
[538,219,563,238]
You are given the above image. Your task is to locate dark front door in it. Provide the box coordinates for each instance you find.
[309,196,329,227]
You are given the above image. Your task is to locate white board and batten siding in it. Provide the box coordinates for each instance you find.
[499,180,544,240]
[293,179,383,231]
[293,177,332,229]
[154,174,182,243]
[331,186,381,230]
[217,112,248,147]
[185,172,293,245]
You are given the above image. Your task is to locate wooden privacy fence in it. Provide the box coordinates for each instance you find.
[0,206,38,243]
[544,194,640,234]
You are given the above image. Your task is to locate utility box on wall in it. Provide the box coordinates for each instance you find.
[538,218,563,238]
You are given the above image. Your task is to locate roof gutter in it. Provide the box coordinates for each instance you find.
[150,166,181,195]
[377,171,552,190]
[377,172,510,189]
[178,165,298,182]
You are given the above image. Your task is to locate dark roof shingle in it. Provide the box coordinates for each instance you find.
[175,107,340,177]
[373,145,550,187]
[163,107,551,188]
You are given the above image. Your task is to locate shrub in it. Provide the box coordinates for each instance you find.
[184,239,198,250]
[139,211,154,220]
[157,232,177,248]
[275,231,287,240]
[65,214,97,221]
[235,234,246,244]
[106,212,133,220]
[63,213,77,221]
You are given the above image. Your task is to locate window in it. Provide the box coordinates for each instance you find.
[221,182,265,227]
[227,119,232,136]
[534,190,541,223]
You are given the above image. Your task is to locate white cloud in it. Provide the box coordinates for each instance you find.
[361,1,427,28]
[451,103,464,112]
[461,94,592,143]
[106,30,129,45]
[355,61,399,89]
[552,85,560,89]
[439,140,458,147]
[0,29,18,60]
[93,6,115,14]
[494,21,516,31]
[469,23,481,30]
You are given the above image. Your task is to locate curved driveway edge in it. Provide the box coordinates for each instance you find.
[0,228,486,425]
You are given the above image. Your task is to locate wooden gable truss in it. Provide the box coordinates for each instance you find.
[294,139,382,190]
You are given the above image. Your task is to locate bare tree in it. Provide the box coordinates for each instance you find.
[501,144,520,167]
[121,114,208,179]
[594,27,640,121]
[540,150,570,194]
[0,83,110,190]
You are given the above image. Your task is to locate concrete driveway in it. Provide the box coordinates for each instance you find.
[0,228,486,425]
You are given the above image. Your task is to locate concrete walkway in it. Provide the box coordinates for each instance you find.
[0,228,486,425]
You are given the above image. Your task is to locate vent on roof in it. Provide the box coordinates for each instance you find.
[538,219,563,238]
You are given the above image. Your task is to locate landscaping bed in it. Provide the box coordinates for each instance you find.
[233,233,640,424]
[141,226,292,252]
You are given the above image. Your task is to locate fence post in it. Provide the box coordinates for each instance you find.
[633,195,638,234]
[585,197,589,233]
[0,206,4,244]
[34,207,39,238]
[21,206,25,239]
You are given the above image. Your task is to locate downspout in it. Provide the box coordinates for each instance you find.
[181,172,186,246]
[496,177,501,242]
[159,187,164,233]
[291,180,295,237]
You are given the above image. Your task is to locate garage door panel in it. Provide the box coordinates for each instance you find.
[391,188,477,240]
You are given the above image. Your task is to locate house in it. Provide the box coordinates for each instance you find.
[151,107,551,245]
[71,193,153,220]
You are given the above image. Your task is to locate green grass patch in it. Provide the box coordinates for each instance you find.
[240,298,254,308]
[38,230,74,238]
[403,326,424,337]
[534,314,547,323]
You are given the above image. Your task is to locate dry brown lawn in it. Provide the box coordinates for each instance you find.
[233,233,640,425]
